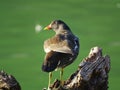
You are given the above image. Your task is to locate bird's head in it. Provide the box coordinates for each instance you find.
[44,20,71,33]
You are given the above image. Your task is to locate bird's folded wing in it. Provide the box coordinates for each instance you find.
[44,39,73,54]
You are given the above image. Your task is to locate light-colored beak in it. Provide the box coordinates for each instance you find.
[44,24,52,30]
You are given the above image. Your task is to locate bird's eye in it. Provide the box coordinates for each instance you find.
[51,21,58,30]
[54,21,58,25]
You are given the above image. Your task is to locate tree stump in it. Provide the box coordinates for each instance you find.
[0,71,21,90]
[47,46,110,90]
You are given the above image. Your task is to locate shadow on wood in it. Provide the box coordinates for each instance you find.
[47,46,110,90]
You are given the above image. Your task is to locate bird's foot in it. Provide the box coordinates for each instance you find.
[44,80,64,90]
[47,87,51,90]
[60,80,64,87]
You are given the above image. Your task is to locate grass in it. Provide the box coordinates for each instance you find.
[0,0,120,89]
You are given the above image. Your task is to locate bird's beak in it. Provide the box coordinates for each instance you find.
[44,24,52,30]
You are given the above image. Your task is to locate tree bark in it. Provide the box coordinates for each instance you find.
[48,46,110,90]
[0,71,21,90]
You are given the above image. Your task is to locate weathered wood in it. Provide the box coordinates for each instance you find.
[0,71,21,90]
[47,46,110,90]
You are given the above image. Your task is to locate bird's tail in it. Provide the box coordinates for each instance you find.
[42,51,60,72]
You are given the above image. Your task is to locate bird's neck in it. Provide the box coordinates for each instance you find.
[55,29,71,35]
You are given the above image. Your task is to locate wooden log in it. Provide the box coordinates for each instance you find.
[47,46,110,90]
[0,70,21,90]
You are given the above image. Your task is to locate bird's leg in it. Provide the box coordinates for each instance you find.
[60,68,64,85]
[48,72,52,90]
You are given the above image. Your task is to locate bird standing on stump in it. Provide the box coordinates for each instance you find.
[42,20,79,89]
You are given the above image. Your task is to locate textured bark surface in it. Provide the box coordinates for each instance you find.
[47,46,110,90]
[0,71,21,90]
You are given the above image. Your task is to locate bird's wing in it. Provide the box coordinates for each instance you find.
[44,35,73,54]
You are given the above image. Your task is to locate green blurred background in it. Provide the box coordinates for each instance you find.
[0,0,120,89]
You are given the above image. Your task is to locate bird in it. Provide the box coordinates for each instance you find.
[42,20,79,89]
